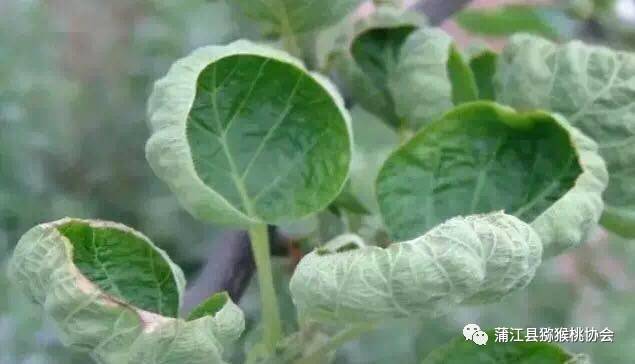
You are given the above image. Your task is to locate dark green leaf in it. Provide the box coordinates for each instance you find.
[147,41,352,226]
[447,45,479,104]
[469,50,497,100]
[376,101,607,255]
[58,220,181,317]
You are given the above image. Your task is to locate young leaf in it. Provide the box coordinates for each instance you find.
[388,28,478,130]
[495,34,635,237]
[376,102,607,256]
[348,6,424,128]
[289,212,542,323]
[233,0,362,34]
[8,218,244,364]
[469,49,497,100]
[422,330,590,363]
[146,40,352,227]
[187,291,230,321]
[447,46,480,105]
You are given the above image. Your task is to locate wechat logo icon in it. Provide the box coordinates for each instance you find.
[463,324,488,346]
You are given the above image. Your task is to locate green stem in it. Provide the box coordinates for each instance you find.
[248,223,283,352]
[295,323,375,364]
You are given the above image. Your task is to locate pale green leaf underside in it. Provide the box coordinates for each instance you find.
[422,330,590,363]
[495,34,635,237]
[234,0,362,34]
[290,212,542,323]
[146,40,352,226]
[376,101,607,255]
[8,219,245,364]
[388,28,477,130]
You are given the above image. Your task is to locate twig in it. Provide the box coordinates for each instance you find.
[181,226,289,314]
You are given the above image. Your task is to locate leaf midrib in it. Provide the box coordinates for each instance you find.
[512,154,576,219]
[201,58,313,219]
[209,59,270,217]
[89,228,125,300]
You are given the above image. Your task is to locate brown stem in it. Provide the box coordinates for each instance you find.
[181,226,290,314]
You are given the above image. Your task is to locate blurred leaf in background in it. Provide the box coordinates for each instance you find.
[0,0,256,362]
[456,5,560,39]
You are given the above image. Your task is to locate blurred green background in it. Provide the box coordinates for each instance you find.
[1,0,634,363]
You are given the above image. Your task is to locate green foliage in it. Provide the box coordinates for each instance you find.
[9,218,243,364]
[376,102,607,256]
[422,330,589,363]
[496,34,635,237]
[348,6,424,128]
[290,212,542,322]
[6,1,635,363]
[58,220,183,316]
[388,28,476,129]
[146,40,352,227]
[469,50,498,100]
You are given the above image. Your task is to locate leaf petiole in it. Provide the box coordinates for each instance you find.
[248,223,283,352]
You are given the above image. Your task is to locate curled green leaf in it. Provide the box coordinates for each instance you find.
[376,101,607,256]
[388,28,478,129]
[8,218,244,364]
[146,40,352,227]
[495,34,635,237]
[348,6,424,128]
[290,212,542,323]
[469,49,497,100]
